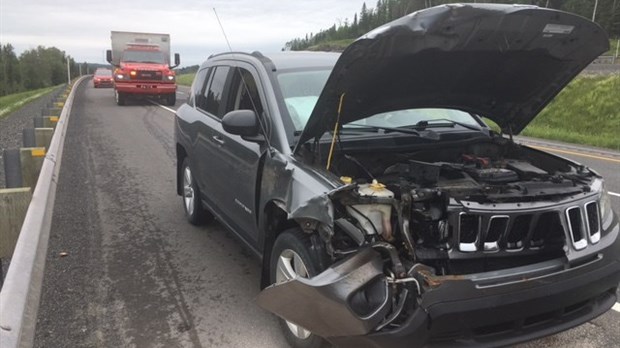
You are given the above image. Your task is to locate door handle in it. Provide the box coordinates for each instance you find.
[212,135,225,145]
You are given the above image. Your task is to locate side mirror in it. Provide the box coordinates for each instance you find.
[170,53,180,69]
[222,110,263,142]
[106,50,113,64]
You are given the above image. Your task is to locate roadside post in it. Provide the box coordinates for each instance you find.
[0,188,32,260]
[19,148,46,189]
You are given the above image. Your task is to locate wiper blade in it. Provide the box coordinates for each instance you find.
[344,123,420,136]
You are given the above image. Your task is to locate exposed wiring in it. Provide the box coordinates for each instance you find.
[326,93,345,170]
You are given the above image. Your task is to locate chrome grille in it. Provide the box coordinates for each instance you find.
[458,213,480,252]
[506,215,531,250]
[530,212,562,248]
[456,199,599,253]
[566,207,586,250]
[483,216,508,251]
[585,202,600,243]
[135,70,162,81]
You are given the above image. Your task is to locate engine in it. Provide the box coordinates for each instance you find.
[329,138,596,276]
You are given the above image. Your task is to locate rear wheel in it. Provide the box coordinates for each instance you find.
[115,90,126,105]
[270,229,328,348]
[181,157,213,225]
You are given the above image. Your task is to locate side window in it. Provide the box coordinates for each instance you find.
[190,68,210,107]
[200,66,230,118]
[226,68,264,117]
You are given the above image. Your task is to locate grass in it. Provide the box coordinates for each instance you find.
[177,73,195,87]
[0,86,57,119]
[485,75,620,150]
[605,37,619,57]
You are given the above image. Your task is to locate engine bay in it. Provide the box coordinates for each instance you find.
[330,137,593,204]
[319,137,597,277]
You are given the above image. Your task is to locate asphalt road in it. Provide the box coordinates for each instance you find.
[33,79,620,348]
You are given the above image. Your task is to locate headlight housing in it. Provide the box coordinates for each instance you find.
[165,74,175,81]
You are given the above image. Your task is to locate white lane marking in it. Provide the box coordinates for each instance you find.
[149,101,176,114]
[176,91,187,95]
[527,145,620,164]
[609,192,620,198]
[613,302,620,312]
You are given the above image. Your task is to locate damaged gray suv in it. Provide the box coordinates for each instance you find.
[175,4,620,348]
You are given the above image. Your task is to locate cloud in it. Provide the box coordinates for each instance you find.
[1,0,366,66]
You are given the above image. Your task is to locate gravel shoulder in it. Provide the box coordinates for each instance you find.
[0,85,65,188]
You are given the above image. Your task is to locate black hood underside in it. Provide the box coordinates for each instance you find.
[296,3,609,147]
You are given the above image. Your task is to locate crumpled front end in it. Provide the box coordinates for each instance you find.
[258,216,620,347]
[258,135,620,346]
[257,248,392,338]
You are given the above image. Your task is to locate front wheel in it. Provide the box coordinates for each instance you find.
[270,229,328,348]
[115,90,126,106]
[181,158,213,225]
[166,93,176,106]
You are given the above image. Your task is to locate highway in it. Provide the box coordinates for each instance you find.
[33,78,620,347]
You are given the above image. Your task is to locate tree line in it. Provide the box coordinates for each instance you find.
[284,0,620,51]
[0,44,81,97]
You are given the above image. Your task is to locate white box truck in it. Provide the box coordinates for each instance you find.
[106,31,180,106]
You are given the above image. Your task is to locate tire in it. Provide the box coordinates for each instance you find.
[115,90,126,106]
[167,93,176,106]
[270,228,328,348]
[181,157,213,225]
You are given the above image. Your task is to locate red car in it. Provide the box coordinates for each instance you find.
[93,68,113,88]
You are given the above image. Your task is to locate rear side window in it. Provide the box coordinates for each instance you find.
[190,68,210,107]
[200,66,230,118]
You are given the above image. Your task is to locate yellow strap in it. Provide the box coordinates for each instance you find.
[326,93,345,170]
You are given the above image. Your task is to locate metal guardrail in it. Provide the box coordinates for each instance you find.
[0,76,88,348]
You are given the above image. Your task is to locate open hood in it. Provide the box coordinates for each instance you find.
[296,4,609,147]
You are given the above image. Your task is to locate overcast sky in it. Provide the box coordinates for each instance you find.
[1,0,367,67]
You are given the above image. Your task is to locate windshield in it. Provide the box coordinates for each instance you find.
[348,108,480,129]
[122,50,166,64]
[276,69,331,131]
[95,69,112,76]
[276,69,480,133]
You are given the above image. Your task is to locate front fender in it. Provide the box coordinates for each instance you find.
[259,152,343,228]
